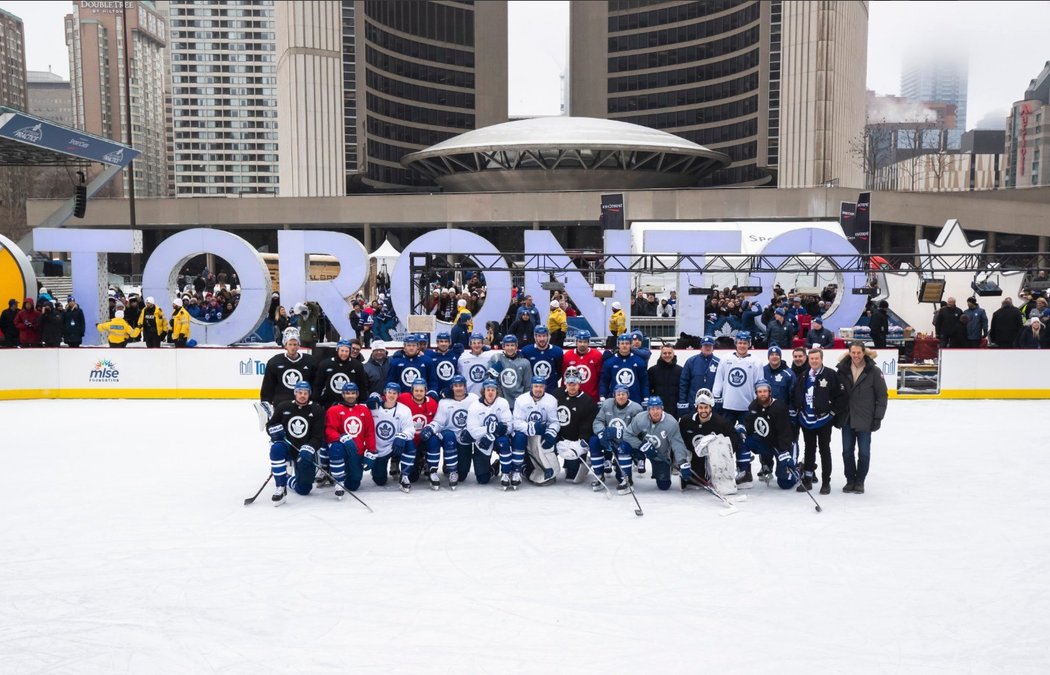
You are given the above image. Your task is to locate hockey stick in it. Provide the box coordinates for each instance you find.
[314,462,374,513]
[686,475,740,516]
[626,482,644,517]
[243,473,273,506]
[581,457,613,499]
[790,467,823,513]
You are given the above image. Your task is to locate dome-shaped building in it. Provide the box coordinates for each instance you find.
[401,116,731,192]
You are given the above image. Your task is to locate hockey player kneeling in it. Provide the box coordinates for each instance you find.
[368,382,418,493]
[678,388,740,495]
[553,368,598,484]
[466,380,514,487]
[514,377,562,486]
[267,380,325,506]
[420,375,479,490]
[621,396,688,493]
[742,379,797,489]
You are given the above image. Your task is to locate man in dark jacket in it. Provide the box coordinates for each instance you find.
[962,297,988,348]
[804,316,835,348]
[792,348,846,494]
[0,298,19,347]
[62,296,86,347]
[765,308,795,349]
[40,301,64,347]
[835,343,888,494]
[934,297,964,348]
[508,309,535,347]
[989,297,1024,348]
[648,345,682,419]
[868,300,890,348]
[364,340,392,395]
[15,298,42,347]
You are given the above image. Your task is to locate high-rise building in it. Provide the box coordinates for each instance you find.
[1005,61,1050,189]
[65,1,168,197]
[0,8,28,241]
[166,1,278,196]
[27,71,74,127]
[901,48,968,149]
[341,1,358,179]
[569,0,867,188]
[355,0,508,189]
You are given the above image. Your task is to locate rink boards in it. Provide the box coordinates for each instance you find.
[0,347,1047,400]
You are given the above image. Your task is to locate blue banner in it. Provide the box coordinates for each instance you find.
[0,111,139,167]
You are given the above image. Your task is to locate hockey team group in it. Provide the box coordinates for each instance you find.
[255,323,888,511]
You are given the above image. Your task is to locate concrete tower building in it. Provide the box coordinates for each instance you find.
[0,8,27,240]
[167,1,279,196]
[569,0,867,188]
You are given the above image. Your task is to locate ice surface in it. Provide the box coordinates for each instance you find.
[0,399,1048,674]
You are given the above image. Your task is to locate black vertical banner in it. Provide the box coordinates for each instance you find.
[600,193,625,230]
[840,201,858,253]
[854,192,871,254]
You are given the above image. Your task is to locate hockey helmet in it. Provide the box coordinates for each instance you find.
[481,379,499,391]
[695,388,714,407]
[563,368,582,384]
[293,381,311,393]
[436,332,451,341]
[383,382,401,394]
[282,327,301,345]
[450,375,467,387]
[735,331,752,343]
[613,384,630,395]
[533,325,549,335]
[411,378,428,390]
[530,376,547,387]
[469,332,485,343]
[341,381,360,394]
[502,334,518,345]
[646,395,663,409]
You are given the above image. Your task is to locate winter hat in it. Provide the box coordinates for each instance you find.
[550,299,560,308]
[372,340,387,351]
[115,310,125,319]
[172,298,183,307]
[146,296,155,305]
[457,299,467,308]
[812,316,823,325]
[611,301,622,310]
[768,345,782,355]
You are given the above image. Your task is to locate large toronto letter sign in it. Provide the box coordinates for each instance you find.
[19,221,987,345]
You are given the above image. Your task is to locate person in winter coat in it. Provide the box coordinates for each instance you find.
[548,299,568,347]
[15,298,42,347]
[792,348,847,494]
[648,345,682,418]
[40,301,64,347]
[805,316,835,349]
[508,309,536,347]
[298,301,321,347]
[835,343,888,494]
[607,301,626,349]
[962,297,988,348]
[170,298,192,347]
[137,296,166,348]
[934,297,964,348]
[62,296,86,347]
[1015,317,1049,349]
[364,340,392,395]
[765,308,795,349]
[1,299,20,347]
[450,309,472,350]
[989,297,1024,348]
[868,300,890,348]
[97,310,140,347]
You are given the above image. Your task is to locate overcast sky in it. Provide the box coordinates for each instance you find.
[5,1,1049,130]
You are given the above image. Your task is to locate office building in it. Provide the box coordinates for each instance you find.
[0,8,28,241]
[900,47,968,149]
[341,1,358,179]
[65,1,168,197]
[1005,61,1050,189]
[355,0,508,189]
[167,1,278,196]
[27,71,74,128]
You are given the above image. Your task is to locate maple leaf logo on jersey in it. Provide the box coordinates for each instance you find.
[343,417,362,437]
[288,416,308,438]
[282,369,302,389]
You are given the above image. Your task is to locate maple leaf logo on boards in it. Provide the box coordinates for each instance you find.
[874,220,1025,332]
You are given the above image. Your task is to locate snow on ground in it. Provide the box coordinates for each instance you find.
[0,399,1047,674]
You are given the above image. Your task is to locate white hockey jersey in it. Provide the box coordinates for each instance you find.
[429,392,480,435]
[466,397,513,452]
[371,402,415,457]
[511,392,561,437]
[458,350,494,396]
[712,350,765,412]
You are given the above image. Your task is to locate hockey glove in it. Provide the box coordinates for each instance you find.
[713,397,724,413]
[495,421,509,436]
[679,463,692,483]
[541,431,557,450]
[267,424,285,442]
[677,402,690,415]
[366,393,381,410]
[362,451,377,471]
[734,422,746,438]
[458,429,473,445]
[640,442,657,460]
[603,426,622,443]
[427,390,438,400]
[777,451,796,471]
[477,435,494,452]
[420,425,435,442]
[871,419,882,432]
[339,433,356,446]
[529,420,547,438]
[298,445,316,463]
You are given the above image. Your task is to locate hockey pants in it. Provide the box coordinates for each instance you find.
[326,440,365,492]
[630,447,672,490]
[269,441,315,495]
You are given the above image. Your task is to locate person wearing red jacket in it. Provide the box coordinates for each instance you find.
[15,298,42,347]
[397,378,438,483]
[562,330,603,401]
[323,382,376,497]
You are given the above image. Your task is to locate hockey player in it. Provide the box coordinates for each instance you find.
[512,376,561,486]
[739,379,797,489]
[487,334,531,409]
[369,382,418,492]
[427,331,464,398]
[388,334,436,395]
[466,379,514,486]
[678,335,719,417]
[620,396,688,493]
[313,339,369,408]
[458,332,493,396]
[521,325,564,390]
[323,382,376,497]
[259,327,319,407]
[711,331,764,426]
[678,388,740,493]
[561,330,602,401]
[792,348,846,494]
[397,378,438,483]
[553,368,599,483]
[590,384,644,486]
[267,380,325,506]
[599,334,649,403]
[420,375,478,490]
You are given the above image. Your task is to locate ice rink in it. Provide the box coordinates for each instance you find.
[0,398,1047,674]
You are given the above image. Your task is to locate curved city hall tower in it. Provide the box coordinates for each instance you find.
[277,1,346,197]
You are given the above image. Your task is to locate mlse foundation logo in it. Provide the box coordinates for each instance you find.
[89,359,120,383]
[239,358,265,376]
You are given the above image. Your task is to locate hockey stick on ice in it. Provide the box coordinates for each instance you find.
[243,473,273,506]
[313,462,374,513]
[686,475,741,516]
[557,442,612,499]
[790,467,823,513]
